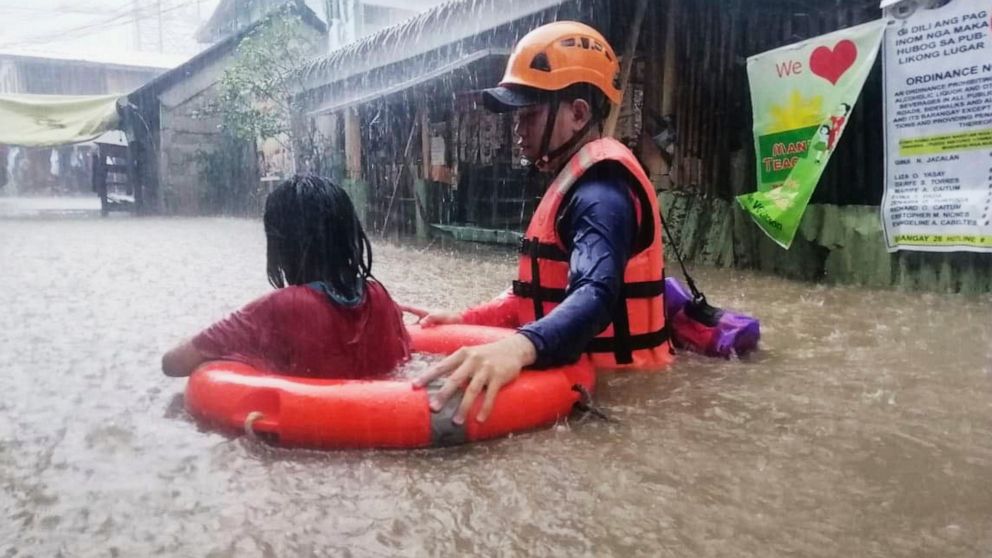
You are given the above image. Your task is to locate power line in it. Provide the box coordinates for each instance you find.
[0,5,113,14]
[0,5,148,48]
[0,0,205,49]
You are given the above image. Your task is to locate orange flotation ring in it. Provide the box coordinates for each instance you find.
[184,324,595,449]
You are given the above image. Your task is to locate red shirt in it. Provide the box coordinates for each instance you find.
[192,281,410,379]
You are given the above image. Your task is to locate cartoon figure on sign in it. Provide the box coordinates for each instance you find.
[811,124,831,164]
[828,102,851,150]
[809,102,851,164]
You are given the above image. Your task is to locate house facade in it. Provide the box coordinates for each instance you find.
[295,0,992,292]
[127,2,327,214]
[0,50,171,197]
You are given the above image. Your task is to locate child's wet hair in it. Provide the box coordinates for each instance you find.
[263,175,373,301]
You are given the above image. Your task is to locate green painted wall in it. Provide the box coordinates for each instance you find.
[660,192,992,294]
[373,180,991,293]
[414,179,430,239]
[430,224,523,245]
[341,178,369,228]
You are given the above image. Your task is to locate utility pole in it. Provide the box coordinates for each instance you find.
[157,0,164,53]
[133,0,141,50]
[352,0,363,42]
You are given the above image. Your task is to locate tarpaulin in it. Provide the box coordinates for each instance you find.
[736,19,885,248]
[0,93,121,147]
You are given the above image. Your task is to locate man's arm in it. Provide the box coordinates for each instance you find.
[517,176,636,367]
[459,289,524,328]
[415,174,637,423]
[402,289,524,329]
[161,290,281,377]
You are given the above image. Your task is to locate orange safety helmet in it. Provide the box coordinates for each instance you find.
[482,21,621,113]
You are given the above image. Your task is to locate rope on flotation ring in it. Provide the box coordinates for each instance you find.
[244,411,265,439]
[571,385,616,423]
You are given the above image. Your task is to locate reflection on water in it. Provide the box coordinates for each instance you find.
[1,213,991,556]
[0,196,103,218]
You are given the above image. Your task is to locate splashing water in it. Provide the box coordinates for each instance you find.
[1,214,991,556]
[387,353,444,380]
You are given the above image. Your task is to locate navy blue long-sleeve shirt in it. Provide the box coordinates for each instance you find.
[517,165,636,368]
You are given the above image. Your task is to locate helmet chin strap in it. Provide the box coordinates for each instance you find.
[538,119,594,172]
[525,95,596,174]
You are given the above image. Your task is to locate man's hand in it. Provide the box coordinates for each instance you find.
[398,305,463,327]
[413,334,537,424]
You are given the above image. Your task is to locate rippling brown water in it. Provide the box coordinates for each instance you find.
[2,210,991,556]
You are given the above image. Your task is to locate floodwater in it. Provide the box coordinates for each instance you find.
[1,205,991,557]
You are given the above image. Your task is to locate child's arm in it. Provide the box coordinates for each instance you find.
[161,339,211,377]
[459,289,522,328]
[161,290,282,377]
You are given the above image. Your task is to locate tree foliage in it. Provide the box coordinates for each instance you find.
[212,12,319,147]
[194,8,322,214]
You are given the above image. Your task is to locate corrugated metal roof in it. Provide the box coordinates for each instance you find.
[0,48,184,71]
[311,48,508,114]
[300,0,568,90]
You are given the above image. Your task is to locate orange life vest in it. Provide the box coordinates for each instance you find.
[513,137,672,370]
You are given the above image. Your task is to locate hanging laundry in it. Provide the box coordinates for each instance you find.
[479,111,498,165]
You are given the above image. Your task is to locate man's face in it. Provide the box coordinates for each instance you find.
[513,104,551,163]
[513,99,592,166]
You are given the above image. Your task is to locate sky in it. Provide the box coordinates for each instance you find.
[0,0,448,68]
[0,0,220,65]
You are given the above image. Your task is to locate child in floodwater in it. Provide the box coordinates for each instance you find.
[161,175,410,378]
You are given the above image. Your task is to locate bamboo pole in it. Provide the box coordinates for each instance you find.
[415,97,431,235]
[677,2,692,188]
[604,0,649,138]
[344,107,362,180]
[381,108,420,234]
[660,0,679,118]
[420,98,430,180]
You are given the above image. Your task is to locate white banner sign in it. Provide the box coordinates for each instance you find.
[882,0,992,252]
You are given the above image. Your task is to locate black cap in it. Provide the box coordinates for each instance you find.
[481,85,549,113]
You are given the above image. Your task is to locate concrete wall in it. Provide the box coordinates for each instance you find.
[660,192,992,294]
[158,87,224,214]
[152,18,325,215]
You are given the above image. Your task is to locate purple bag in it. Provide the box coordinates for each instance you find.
[664,277,760,358]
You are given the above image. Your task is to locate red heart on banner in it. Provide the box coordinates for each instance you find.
[808,40,858,85]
